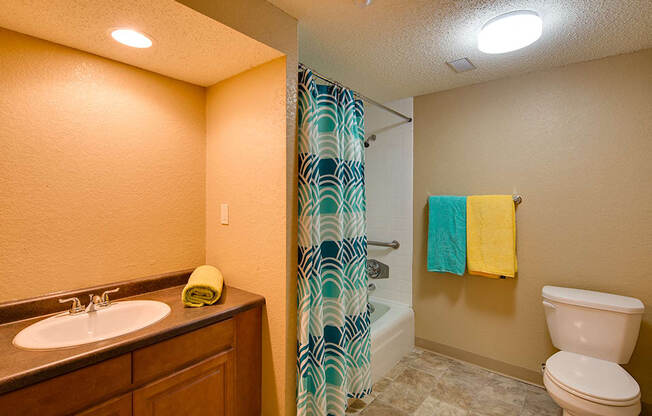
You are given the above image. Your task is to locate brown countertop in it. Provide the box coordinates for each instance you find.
[0,285,264,395]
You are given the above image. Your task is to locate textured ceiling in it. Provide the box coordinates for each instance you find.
[0,0,283,86]
[269,0,652,101]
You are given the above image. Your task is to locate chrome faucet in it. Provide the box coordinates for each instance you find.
[85,288,120,312]
[85,294,103,313]
[59,287,120,314]
[367,259,389,279]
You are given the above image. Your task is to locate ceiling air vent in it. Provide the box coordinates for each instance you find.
[447,58,476,73]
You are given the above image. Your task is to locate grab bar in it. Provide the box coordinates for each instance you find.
[368,240,400,249]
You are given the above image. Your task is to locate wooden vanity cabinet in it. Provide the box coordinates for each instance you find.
[0,306,261,416]
[77,394,133,416]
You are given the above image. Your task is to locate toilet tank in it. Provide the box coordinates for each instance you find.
[542,286,644,363]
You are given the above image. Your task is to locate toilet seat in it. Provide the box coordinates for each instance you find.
[545,352,641,407]
[544,371,641,416]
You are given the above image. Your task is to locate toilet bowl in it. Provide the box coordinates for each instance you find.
[541,286,645,416]
[543,352,641,416]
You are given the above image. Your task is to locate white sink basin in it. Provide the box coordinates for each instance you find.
[13,300,171,350]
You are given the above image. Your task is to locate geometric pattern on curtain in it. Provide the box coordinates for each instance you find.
[296,69,372,416]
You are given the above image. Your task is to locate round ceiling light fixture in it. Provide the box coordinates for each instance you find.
[478,10,542,54]
[110,28,153,48]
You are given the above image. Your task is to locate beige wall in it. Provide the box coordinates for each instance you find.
[413,49,652,403]
[205,57,290,416]
[178,4,299,413]
[172,3,301,410]
[0,28,206,302]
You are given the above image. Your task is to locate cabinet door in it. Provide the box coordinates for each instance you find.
[76,393,132,416]
[133,349,234,416]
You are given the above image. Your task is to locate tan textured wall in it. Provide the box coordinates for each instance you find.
[413,49,652,402]
[205,58,288,416]
[0,28,206,302]
[177,0,299,415]
[178,3,299,413]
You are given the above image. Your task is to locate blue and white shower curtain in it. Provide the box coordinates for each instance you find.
[297,69,371,416]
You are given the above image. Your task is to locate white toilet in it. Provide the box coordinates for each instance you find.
[542,286,645,416]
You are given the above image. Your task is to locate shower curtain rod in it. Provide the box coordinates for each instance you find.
[299,63,413,123]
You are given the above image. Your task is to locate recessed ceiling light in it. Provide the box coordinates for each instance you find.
[478,10,542,54]
[110,29,152,48]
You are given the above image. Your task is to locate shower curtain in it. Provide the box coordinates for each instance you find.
[297,69,371,416]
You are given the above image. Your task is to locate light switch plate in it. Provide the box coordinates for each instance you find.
[220,204,229,225]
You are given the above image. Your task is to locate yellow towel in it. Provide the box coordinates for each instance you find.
[466,195,517,278]
[182,265,224,307]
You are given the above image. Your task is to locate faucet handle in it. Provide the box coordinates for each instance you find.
[100,287,120,304]
[59,297,84,314]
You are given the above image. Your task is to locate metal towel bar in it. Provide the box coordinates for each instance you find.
[369,196,521,252]
[425,195,523,205]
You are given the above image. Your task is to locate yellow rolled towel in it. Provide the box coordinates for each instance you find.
[182,265,224,307]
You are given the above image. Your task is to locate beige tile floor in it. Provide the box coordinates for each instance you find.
[347,348,562,416]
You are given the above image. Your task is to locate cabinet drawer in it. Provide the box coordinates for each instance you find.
[133,318,234,384]
[133,349,235,416]
[0,354,131,416]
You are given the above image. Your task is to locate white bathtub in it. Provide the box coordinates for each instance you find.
[369,297,415,384]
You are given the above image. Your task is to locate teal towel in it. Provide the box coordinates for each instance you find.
[427,196,467,275]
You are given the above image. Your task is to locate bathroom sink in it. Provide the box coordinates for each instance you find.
[13,300,171,350]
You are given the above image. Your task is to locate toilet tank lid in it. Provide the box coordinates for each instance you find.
[542,286,644,314]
